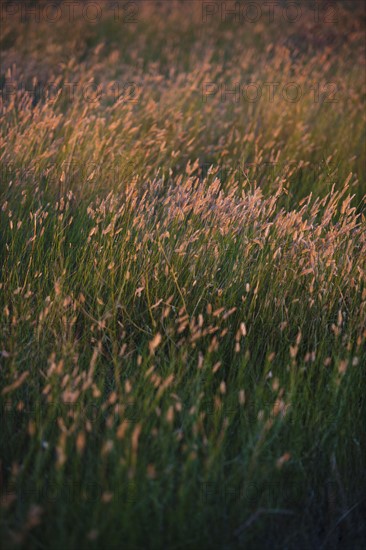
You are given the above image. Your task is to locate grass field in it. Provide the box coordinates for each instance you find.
[1,1,366,548]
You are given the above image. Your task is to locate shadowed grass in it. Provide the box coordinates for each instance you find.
[1,1,366,549]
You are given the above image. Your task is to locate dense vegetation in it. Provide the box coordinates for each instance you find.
[1,1,365,548]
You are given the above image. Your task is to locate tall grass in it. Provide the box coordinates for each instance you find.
[1,1,366,548]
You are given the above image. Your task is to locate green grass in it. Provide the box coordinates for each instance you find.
[1,1,366,548]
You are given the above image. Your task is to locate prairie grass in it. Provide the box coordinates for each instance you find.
[0,1,366,548]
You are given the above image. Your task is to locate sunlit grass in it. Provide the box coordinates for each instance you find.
[1,2,365,548]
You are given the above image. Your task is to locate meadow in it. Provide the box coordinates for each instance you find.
[0,1,366,548]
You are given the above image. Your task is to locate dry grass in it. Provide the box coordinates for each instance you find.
[1,1,366,548]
